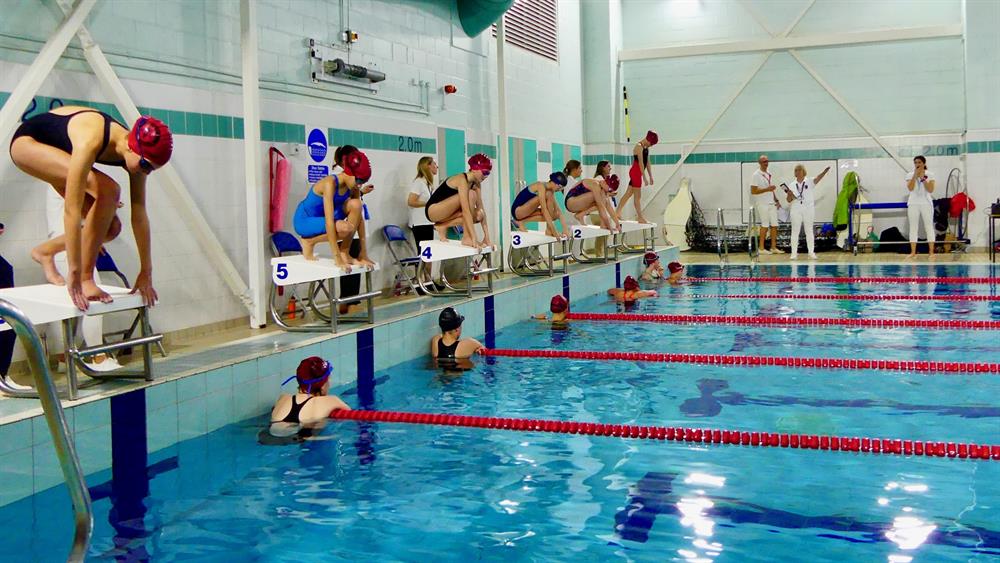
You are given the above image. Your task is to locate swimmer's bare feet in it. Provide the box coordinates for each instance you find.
[905,253,916,260]
[574,212,586,224]
[82,279,112,303]
[31,246,65,285]
[637,214,649,224]
[461,235,477,248]
[302,238,319,261]
[435,225,449,242]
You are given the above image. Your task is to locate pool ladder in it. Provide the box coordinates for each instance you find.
[715,208,729,269]
[0,299,92,562]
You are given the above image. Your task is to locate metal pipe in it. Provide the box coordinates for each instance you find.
[74,334,163,358]
[241,0,267,327]
[0,299,92,561]
[496,17,512,271]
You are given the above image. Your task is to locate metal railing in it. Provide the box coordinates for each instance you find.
[0,299,92,561]
[747,206,759,268]
[716,208,729,268]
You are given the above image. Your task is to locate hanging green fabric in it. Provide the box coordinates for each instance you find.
[833,171,860,230]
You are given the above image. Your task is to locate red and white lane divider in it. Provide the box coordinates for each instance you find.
[695,276,995,285]
[694,293,1000,302]
[565,312,1000,330]
[330,409,1000,462]
[481,348,1000,374]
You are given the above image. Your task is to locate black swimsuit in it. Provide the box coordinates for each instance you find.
[279,395,314,424]
[11,110,127,167]
[437,338,459,359]
[424,173,470,221]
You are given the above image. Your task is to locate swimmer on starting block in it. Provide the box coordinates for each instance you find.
[267,356,351,441]
[294,151,375,269]
[9,107,173,310]
[431,307,484,360]
[608,275,658,303]
[511,171,569,238]
[425,153,493,249]
[564,174,621,231]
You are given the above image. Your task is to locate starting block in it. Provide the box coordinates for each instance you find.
[568,224,614,263]
[418,240,496,296]
[615,221,657,253]
[0,284,162,400]
[270,255,380,333]
[508,230,571,277]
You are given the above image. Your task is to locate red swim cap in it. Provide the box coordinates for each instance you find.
[550,294,568,314]
[296,356,332,392]
[343,151,371,182]
[645,130,659,146]
[605,174,620,192]
[623,275,639,291]
[128,116,172,167]
[643,251,659,266]
[668,261,684,274]
[468,153,492,173]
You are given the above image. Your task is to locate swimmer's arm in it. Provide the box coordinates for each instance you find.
[321,179,347,267]
[455,175,477,237]
[320,395,351,413]
[594,185,618,230]
[539,186,560,236]
[532,313,548,320]
[128,177,157,305]
[430,335,439,358]
[457,338,485,357]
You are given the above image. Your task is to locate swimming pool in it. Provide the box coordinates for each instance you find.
[2,263,997,562]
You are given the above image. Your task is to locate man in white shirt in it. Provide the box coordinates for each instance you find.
[750,154,783,254]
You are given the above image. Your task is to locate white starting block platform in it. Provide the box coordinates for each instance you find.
[615,221,657,253]
[568,224,614,263]
[0,284,161,400]
[418,240,497,296]
[269,255,380,333]
[508,230,571,276]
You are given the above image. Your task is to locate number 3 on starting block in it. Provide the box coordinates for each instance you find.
[276,263,289,280]
[573,228,583,239]
[421,247,433,260]
[512,234,521,246]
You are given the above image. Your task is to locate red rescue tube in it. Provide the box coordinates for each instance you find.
[328,409,997,462]
[565,312,1000,330]
[480,348,1000,374]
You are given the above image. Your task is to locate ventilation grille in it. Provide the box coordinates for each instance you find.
[492,0,558,62]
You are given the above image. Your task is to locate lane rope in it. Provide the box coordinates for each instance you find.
[330,409,1000,462]
[566,312,1000,330]
[481,348,1000,374]
[694,276,995,285]
[691,293,1000,302]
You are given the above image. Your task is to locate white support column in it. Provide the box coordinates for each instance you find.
[0,0,97,143]
[496,18,511,264]
[240,0,267,327]
[789,51,908,171]
[640,53,773,208]
[54,0,255,314]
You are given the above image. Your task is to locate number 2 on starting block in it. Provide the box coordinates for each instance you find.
[573,228,583,239]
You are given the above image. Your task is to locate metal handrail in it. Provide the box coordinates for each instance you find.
[0,299,92,561]
[716,208,729,268]
[747,206,759,267]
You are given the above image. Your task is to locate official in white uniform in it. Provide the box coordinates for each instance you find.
[750,154,783,254]
[782,164,830,260]
[905,155,936,258]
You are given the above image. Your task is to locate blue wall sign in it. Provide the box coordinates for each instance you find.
[307,165,329,183]
[307,128,327,163]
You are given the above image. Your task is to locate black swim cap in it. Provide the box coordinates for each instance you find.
[439,307,464,331]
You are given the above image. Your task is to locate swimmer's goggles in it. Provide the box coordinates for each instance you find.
[281,360,333,393]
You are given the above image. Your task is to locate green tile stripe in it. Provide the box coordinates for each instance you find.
[467,143,497,159]
[537,150,551,163]
[584,143,977,166]
[329,128,436,154]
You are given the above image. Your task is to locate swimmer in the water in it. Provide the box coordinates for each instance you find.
[269,356,350,438]
[608,275,658,302]
[640,252,664,281]
[532,294,570,326]
[430,307,485,359]
[10,107,173,310]
[666,261,685,285]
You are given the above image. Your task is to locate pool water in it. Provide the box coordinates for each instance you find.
[2,264,998,562]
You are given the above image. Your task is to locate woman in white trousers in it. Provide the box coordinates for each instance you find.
[905,155,935,258]
[782,164,830,260]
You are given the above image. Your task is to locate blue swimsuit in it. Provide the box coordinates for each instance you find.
[511,184,540,219]
[293,176,350,238]
[565,182,589,201]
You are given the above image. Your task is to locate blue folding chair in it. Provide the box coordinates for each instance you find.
[95,249,167,357]
[382,225,428,295]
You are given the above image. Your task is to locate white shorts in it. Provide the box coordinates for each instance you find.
[755,202,779,228]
